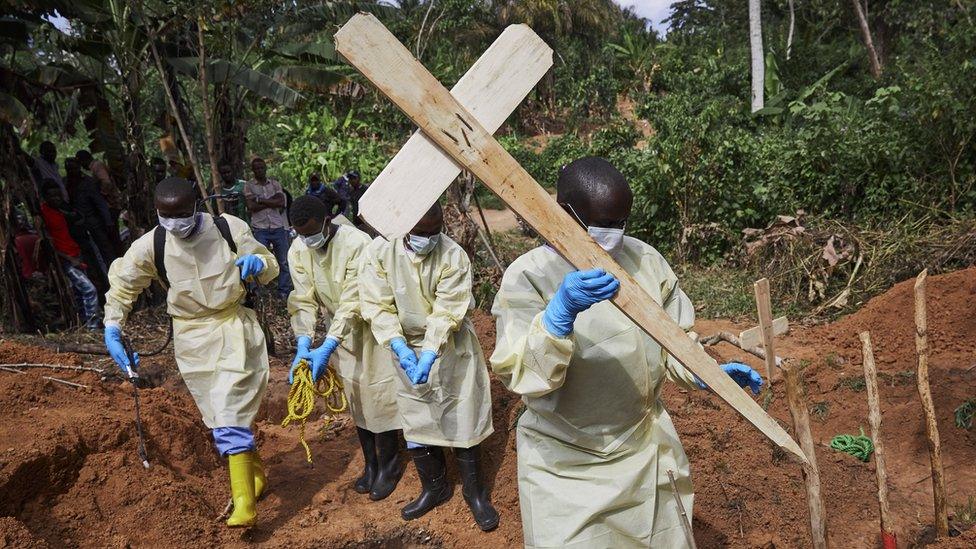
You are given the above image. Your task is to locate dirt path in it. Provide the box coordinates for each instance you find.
[2,269,976,547]
[478,207,518,233]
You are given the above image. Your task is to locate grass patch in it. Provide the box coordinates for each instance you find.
[955,399,976,430]
[824,352,844,369]
[953,496,976,528]
[838,375,867,392]
[676,265,758,320]
[810,401,830,422]
[878,370,916,386]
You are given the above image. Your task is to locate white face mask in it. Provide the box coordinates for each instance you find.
[158,210,199,239]
[302,220,328,250]
[407,233,439,255]
[588,226,625,255]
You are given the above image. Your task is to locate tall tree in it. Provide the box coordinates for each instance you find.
[749,0,764,112]
[850,0,883,79]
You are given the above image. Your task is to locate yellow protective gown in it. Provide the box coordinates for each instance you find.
[490,238,698,549]
[360,235,493,448]
[104,214,278,428]
[286,224,400,433]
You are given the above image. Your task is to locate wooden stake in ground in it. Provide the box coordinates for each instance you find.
[782,360,828,549]
[860,331,897,548]
[913,269,949,537]
[667,470,697,549]
[335,13,807,464]
[753,278,779,382]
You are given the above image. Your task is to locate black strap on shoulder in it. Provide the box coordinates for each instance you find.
[153,215,237,288]
[212,214,237,254]
[153,225,168,288]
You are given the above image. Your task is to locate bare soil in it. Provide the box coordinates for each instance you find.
[1,268,975,548]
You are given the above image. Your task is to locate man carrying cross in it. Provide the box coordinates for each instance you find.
[335,12,803,547]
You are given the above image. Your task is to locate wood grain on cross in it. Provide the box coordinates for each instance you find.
[335,13,806,463]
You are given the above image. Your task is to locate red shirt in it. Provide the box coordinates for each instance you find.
[40,203,82,258]
[14,232,45,278]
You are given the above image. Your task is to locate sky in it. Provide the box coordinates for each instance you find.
[48,2,678,38]
[613,0,676,35]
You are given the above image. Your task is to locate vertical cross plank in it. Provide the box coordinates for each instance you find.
[335,13,807,463]
[753,278,777,382]
[860,331,897,547]
[914,270,949,537]
[782,360,828,549]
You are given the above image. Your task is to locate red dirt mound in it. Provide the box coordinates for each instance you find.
[0,268,974,548]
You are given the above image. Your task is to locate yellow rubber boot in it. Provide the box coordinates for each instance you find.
[226,452,257,527]
[253,452,267,500]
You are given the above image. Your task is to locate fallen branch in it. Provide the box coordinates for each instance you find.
[701,331,783,367]
[0,362,104,373]
[0,366,27,375]
[43,376,90,389]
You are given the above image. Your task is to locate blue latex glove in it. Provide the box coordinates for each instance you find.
[723,362,763,394]
[410,350,438,385]
[289,335,313,384]
[309,337,340,381]
[104,325,138,376]
[390,337,419,377]
[235,254,265,280]
[695,362,764,395]
[542,269,620,337]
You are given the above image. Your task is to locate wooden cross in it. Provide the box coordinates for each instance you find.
[742,277,789,381]
[335,13,805,463]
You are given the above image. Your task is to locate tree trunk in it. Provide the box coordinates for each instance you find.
[120,74,153,229]
[786,0,795,60]
[214,86,246,179]
[749,0,765,112]
[148,34,213,213]
[197,18,223,208]
[851,0,883,79]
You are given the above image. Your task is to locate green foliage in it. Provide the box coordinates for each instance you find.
[955,399,976,430]
[247,106,388,193]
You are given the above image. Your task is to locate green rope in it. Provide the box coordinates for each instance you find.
[830,428,874,462]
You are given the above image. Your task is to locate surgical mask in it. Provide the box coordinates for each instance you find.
[302,220,329,250]
[407,233,439,255]
[158,210,198,239]
[588,226,625,255]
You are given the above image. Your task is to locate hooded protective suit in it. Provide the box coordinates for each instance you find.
[104,214,278,428]
[360,235,493,448]
[287,223,400,433]
[490,237,698,548]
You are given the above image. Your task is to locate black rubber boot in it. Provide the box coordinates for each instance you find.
[400,446,452,520]
[368,430,403,501]
[455,445,500,531]
[354,427,378,494]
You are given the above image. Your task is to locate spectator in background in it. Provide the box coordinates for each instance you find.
[64,157,117,266]
[33,141,69,200]
[348,171,367,226]
[75,150,122,215]
[76,149,124,255]
[307,172,337,204]
[13,212,47,280]
[333,170,365,223]
[151,157,168,186]
[217,163,248,220]
[245,157,292,298]
[39,180,102,329]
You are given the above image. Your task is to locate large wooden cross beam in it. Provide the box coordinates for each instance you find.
[336,13,806,463]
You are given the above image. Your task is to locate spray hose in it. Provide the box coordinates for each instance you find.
[281,360,347,463]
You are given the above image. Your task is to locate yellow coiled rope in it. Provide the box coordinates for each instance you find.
[281,360,348,463]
